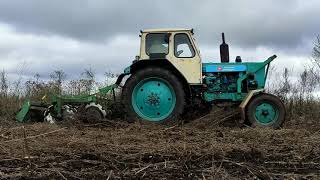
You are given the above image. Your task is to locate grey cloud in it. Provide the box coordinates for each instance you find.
[0,25,138,82]
[0,0,319,50]
[0,0,319,86]
[0,0,169,41]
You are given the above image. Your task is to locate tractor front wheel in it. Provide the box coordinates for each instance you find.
[122,67,185,124]
[247,93,285,129]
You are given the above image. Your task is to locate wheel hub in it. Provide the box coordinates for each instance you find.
[146,92,160,106]
[255,102,279,125]
[262,110,269,116]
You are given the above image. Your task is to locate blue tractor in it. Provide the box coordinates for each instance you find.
[17,29,285,128]
[118,29,285,128]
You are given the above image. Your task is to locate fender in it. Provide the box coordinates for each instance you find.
[239,89,265,123]
[117,59,191,98]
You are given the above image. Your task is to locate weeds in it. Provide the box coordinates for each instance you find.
[0,36,320,180]
[0,36,320,124]
[0,67,117,122]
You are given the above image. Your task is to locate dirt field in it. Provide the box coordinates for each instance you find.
[0,115,320,179]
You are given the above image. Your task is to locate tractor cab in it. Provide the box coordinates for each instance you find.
[137,29,202,84]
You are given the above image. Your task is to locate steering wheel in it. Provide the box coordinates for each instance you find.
[177,50,184,56]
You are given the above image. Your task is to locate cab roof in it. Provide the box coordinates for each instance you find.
[142,28,192,33]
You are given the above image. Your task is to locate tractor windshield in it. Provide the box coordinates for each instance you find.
[146,33,169,57]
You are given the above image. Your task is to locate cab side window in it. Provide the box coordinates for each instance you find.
[174,33,195,58]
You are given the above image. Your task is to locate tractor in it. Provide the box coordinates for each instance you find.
[16,28,285,128]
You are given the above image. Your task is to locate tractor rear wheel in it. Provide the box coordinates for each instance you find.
[122,67,185,124]
[247,93,285,129]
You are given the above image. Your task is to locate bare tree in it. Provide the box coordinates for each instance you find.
[50,70,66,94]
[311,35,320,83]
[11,61,28,96]
[25,73,48,99]
[0,70,8,97]
[81,67,95,94]
[312,36,320,67]
[311,35,320,82]
[280,68,291,94]
[104,70,119,85]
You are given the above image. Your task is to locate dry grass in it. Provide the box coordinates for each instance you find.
[0,55,320,179]
[0,118,319,179]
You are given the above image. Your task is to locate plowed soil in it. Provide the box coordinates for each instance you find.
[0,115,319,179]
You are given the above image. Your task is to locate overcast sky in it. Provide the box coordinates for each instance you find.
[0,0,319,83]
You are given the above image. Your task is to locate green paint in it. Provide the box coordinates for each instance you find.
[98,84,118,94]
[131,77,176,121]
[204,92,247,102]
[254,102,279,125]
[16,100,31,122]
[202,55,276,102]
[124,66,131,74]
[16,84,118,122]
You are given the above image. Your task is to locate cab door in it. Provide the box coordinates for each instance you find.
[167,32,202,84]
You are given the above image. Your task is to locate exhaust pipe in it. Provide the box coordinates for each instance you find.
[220,33,229,63]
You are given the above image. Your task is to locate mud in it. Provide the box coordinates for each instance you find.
[0,117,319,179]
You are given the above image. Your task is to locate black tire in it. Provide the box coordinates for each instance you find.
[122,67,186,124]
[26,109,45,122]
[85,106,104,123]
[247,93,286,129]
